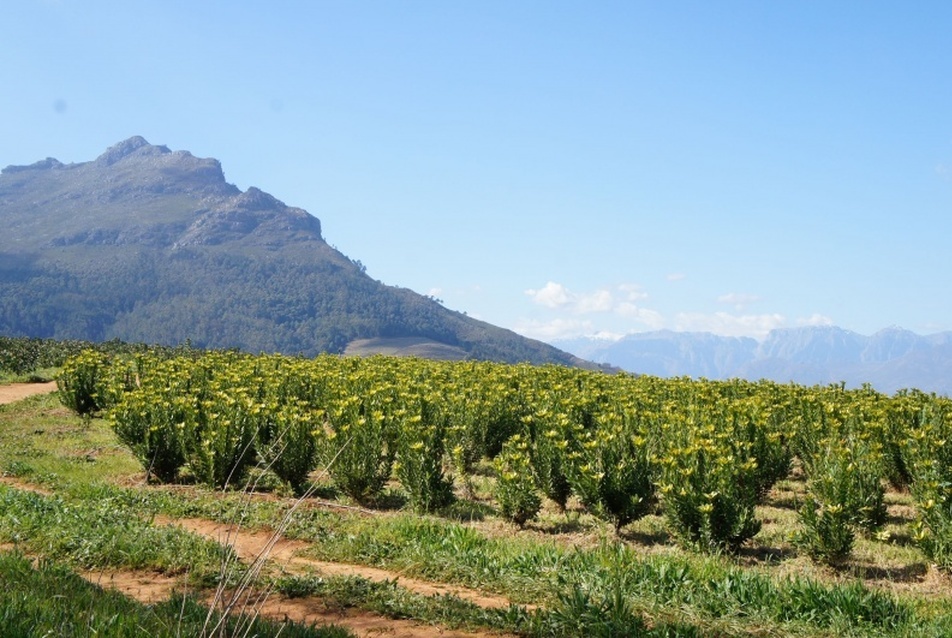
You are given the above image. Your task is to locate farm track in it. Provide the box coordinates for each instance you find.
[0,381,57,403]
[159,515,522,610]
[0,384,521,638]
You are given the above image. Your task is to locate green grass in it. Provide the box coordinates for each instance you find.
[0,368,57,383]
[0,551,351,638]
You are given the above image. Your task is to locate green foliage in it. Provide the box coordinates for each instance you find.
[322,368,397,505]
[7,349,949,638]
[57,348,110,415]
[904,396,952,571]
[527,415,573,512]
[657,419,762,554]
[0,336,42,375]
[796,496,855,565]
[797,427,888,565]
[546,582,649,638]
[565,410,655,533]
[394,392,455,513]
[0,485,229,575]
[50,345,943,579]
[494,435,543,527]
[184,387,259,490]
[256,399,322,495]
[108,387,189,482]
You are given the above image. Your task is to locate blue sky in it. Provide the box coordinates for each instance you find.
[3,1,951,342]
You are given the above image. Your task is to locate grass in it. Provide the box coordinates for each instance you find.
[0,367,58,384]
[3,390,952,636]
[0,552,351,638]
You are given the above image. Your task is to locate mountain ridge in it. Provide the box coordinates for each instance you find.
[554,326,952,395]
[0,137,598,369]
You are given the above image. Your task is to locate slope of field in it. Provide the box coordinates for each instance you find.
[4,365,952,637]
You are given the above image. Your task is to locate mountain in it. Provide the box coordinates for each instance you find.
[0,136,595,367]
[554,326,952,395]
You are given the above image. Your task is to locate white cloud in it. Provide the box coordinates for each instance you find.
[673,312,786,339]
[666,273,686,281]
[427,287,443,298]
[577,289,614,313]
[525,281,573,308]
[618,283,648,302]
[796,313,834,327]
[615,303,666,329]
[513,318,596,341]
[525,281,614,314]
[717,292,762,310]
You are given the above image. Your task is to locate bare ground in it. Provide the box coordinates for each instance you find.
[0,381,57,404]
[158,515,521,610]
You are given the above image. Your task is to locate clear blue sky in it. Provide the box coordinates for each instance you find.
[3,1,950,341]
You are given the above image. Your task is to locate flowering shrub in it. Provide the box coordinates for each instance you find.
[494,434,542,527]
[395,392,454,513]
[57,350,110,416]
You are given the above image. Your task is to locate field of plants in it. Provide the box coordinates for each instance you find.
[3,339,952,636]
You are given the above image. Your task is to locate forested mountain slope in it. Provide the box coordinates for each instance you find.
[0,136,592,367]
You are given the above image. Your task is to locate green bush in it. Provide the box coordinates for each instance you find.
[796,497,855,565]
[525,409,573,513]
[183,386,259,489]
[323,382,396,506]
[797,434,886,565]
[395,393,455,513]
[57,349,110,415]
[494,434,542,527]
[657,419,761,553]
[108,388,188,483]
[905,398,952,571]
[565,414,655,533]
[256,399,321,495]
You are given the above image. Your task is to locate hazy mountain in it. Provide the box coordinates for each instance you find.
[0,136,597,368]
[554,326,952,395]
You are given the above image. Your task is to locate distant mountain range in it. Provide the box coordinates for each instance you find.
[553,326,952,395]
[0,136,598,368]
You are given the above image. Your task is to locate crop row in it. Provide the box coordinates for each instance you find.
[58,350,952,565]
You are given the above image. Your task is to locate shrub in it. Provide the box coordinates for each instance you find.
[395,393,455,513]
[565,414,655,534]
[322,381,396,506]
[657,418,761,553]
[796,434,886,565]
[494,434,542,528]
[905,397,952,571]
[108,389,188,483]
[796,498,855,565]
[57,350,110,416]
[528,415,573,513]
[256,400,321,495]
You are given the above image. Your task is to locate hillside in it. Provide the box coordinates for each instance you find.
[0,137,593,367]
[554,326,952,395]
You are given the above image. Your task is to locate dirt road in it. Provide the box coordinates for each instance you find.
[0,381,57,404]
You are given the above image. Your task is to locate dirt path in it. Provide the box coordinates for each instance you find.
[75,562,514,638]
[160,516,521,610]
[0,381,57,404]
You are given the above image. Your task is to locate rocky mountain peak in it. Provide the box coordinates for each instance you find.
[95,136,171,166]
[1,157,65,174]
